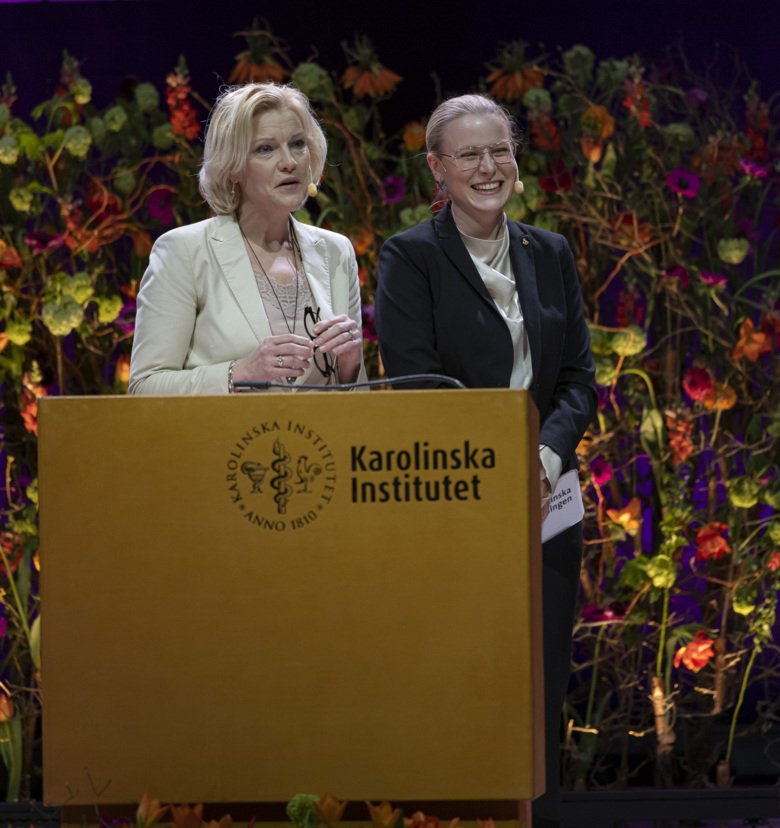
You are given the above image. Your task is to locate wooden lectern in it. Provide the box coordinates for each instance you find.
[38,390,543,824]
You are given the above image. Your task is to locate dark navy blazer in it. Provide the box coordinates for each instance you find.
[375,204,597,470]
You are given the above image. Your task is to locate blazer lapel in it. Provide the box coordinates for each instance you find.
[507,221,541,381]
[208,215,272,342]
[292,218,333,317]
[434,206,498,311]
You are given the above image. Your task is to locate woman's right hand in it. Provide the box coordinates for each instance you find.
[232,333,314,384]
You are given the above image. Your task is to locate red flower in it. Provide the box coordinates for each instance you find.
[590,456,613,486]
[767,552,780,572]
[539,159,572,192]
[0,240,23,269]
[623,77,652,127]
[695,522,731,561]
[663,265,690,289]
[166,59,201,141]
[682,366,713,402]
[665,409,694,465]
[530,113,561,152]
[611,213,652,247]
[673,631,715,672]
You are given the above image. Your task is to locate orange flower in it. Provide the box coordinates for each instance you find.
[342,64,402,99]
[767,551,780,572]
[0,239,23,269]
[402,120,426,152]
[606,498,642,536]
[315,794,348,826]
[404,813,458,828]
[170,803,204,828]
[623,77,652,127]
[487,66,544,102]
[611,212,652,248]
[229,55,287,84]
[341,35,401,99]
[701,381,737,411]
[115,354,131,387]
[579,105,615,163]
[665,410,694,465]
[204,818,232,828]
[580,136,604,163]
[695,522,731,561]
[0,332,8,353]
[132,230,153,258]
[732,318,772,362]
[673,630,715,672]
[137,793,168,828]
[581,104,615,140]
[0,692,13,722]
[530,113,560,152]
[351,226,375,257]
[21,379,47,437]
[367,801,402,828]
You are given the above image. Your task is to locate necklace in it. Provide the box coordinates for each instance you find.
[239,221,299,335]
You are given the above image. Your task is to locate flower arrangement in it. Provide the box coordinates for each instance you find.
[0,26,777,800]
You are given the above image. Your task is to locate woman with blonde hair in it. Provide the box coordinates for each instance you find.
[130,82,365,395]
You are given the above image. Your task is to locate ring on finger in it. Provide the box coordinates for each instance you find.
[347,329,355,340]
[277,355,285,368]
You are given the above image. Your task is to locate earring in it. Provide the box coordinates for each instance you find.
[514,179,524,195]
[231,181,237,199]
[307,170,318,198]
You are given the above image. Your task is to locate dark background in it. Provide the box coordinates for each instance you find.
[2,0,778,124]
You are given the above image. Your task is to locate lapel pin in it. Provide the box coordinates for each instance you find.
[522,237,529,246]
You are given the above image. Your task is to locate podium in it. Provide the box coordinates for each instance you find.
[38,390,543,818]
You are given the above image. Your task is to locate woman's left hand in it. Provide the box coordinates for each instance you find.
[312,314,363,383]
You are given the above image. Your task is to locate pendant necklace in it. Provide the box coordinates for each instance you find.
[239,222,299,335]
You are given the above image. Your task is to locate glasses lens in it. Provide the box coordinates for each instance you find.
[454,142,515,170]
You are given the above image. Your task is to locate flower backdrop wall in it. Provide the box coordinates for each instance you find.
[0,25,778,800]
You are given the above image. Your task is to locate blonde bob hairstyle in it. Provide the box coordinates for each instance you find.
[425,93,518,155]
[198,82,328,215]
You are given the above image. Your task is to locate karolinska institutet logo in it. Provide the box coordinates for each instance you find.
[225,420,335,532]
[349,440,495,503]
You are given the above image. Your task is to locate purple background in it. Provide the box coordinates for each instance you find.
[2,0,777,121]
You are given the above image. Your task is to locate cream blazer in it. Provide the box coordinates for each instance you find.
[129,214,367,395]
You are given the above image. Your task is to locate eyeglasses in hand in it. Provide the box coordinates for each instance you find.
[303,305,337,381]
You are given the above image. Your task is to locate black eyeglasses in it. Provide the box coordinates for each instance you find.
[303,305,337,381]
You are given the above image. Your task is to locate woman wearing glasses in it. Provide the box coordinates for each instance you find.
[130,82,365,395]
[375,94,596,828]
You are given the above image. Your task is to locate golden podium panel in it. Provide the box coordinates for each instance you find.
[38,390,543,807]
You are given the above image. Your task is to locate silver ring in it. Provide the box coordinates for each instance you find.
[277,355,284,368]
[347,329,355,340]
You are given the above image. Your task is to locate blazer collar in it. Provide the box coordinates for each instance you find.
[432,205,495,308]
[290,216,333,316]
[208,214,270,343]
[208,214,333,340]
[433,205,542,378]
[506,219,541,380]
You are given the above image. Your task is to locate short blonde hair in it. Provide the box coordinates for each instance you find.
[199,83,328,215]
[425,93,517,154]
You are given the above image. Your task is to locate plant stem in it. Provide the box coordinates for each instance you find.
[725,644,758,766]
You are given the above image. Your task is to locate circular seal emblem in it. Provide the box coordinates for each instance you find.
[225,419,336,532]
